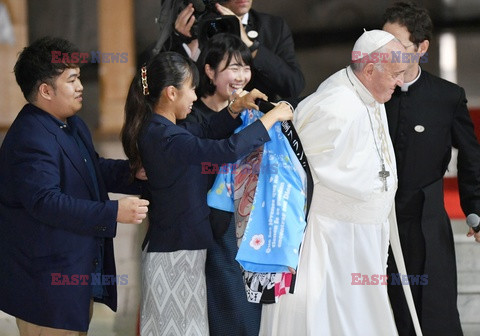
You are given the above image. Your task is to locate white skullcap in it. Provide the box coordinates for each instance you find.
[351,29,395,60]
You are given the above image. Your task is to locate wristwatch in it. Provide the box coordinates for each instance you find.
[249,40,260,53]
[228,97,241,115]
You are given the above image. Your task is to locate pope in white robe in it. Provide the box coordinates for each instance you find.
[260,30,410,336]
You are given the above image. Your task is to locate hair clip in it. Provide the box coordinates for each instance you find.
[141,66,149,96]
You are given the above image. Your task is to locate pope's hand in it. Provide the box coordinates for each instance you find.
[229,88,268,113]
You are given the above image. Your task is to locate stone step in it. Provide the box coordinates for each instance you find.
[455,225,480,334]
[458,292,480,324]
[458,271,480,293]
[462,323,480,336]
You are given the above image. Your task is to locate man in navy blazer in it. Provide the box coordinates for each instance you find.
[0,37,149,335]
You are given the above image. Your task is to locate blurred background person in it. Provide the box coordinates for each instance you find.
[147,0,305,102]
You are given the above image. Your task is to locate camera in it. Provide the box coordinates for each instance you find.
[183,0,240,42]
[151,0,240,57]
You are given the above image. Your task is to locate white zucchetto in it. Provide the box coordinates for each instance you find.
[352,29,395,60]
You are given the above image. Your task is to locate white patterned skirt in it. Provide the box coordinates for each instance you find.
[140,248,208,336]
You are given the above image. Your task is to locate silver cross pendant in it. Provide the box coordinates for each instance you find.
[379,163,390,191]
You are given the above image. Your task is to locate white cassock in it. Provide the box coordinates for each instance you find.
[260,66,399,336]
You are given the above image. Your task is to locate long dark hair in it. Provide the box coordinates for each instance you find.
[197,33,252,98]
[121,51,199,178]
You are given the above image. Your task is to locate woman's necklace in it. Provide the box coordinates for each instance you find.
[345,67,390,191]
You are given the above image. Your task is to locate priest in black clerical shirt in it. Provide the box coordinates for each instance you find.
[383,2,480,336]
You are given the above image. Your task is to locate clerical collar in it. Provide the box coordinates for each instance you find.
[346,66,376,107]
[241,12,249,26]
[401,66,422,92]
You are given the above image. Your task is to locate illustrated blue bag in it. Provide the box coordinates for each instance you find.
[207,109,307,273]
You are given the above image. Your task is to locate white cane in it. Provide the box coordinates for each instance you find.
[389,206,423,336]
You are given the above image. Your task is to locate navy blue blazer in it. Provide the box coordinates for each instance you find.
[0,104,142,332]
[140,108,270,252]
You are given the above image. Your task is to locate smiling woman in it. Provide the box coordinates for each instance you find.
[180,33,263,336]
[186,33,253,123]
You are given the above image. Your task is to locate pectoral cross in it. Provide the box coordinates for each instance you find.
[379,163,390,191]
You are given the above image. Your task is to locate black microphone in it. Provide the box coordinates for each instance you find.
[466,213,480,232]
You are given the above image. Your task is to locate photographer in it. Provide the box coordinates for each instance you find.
[162,0,305,101]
